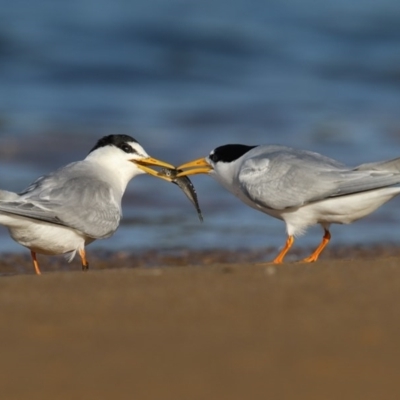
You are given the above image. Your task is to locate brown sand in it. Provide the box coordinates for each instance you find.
[0,253,400,400]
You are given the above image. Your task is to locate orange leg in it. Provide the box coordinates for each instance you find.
[30,251,41,275]
[302,229,331,263]
[272,235,294,264]
[79,248,89,271]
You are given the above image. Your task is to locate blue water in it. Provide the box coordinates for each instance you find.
[0,0,400,255]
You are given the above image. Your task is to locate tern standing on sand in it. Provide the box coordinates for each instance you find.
[0,134,175,274]
[176,144,400,263]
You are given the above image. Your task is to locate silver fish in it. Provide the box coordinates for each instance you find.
[160,168,203,222]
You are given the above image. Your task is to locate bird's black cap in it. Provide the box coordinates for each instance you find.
[209,144,257,163]
[89,135,139,154]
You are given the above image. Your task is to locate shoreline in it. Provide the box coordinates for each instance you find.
[1,243,400,275]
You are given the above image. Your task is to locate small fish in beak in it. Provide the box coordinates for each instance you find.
[160,168,203,222]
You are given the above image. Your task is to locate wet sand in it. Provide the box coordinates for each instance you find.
[1,249,400,400]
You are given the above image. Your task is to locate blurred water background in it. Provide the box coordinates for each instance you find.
[0,0,400,255]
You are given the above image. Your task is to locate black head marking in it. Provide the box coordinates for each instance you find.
[89,134,139,154]
[209,144,258,163]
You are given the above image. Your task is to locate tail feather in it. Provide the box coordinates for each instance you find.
[63,250,77,263]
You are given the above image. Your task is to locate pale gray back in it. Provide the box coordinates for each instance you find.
[238,146,400,210]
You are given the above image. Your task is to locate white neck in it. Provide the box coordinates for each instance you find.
[210,160,242,196]
[85,146,144,194]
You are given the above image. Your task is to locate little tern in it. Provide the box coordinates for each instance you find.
[0,134,174,274]
[176,144,400,263]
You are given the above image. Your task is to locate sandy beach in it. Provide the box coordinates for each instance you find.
[0,249,399,400]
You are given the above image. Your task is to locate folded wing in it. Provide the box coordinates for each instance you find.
[0,176,120,239]
[238,151,400,210]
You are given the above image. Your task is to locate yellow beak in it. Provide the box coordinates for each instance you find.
[133,157,176,182]
[176,157,213,177]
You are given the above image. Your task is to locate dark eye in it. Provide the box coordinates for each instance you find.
[209,151,218,162]
[119,143,135,154]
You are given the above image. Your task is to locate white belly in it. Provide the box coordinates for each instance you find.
[8,220,94,255]
[280,187,400,236]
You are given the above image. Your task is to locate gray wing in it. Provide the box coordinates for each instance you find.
[45,177,121,238]
[0,190,20,201]
[0,167,121,239]
[354,157,400,173]
[238,150,400,210]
